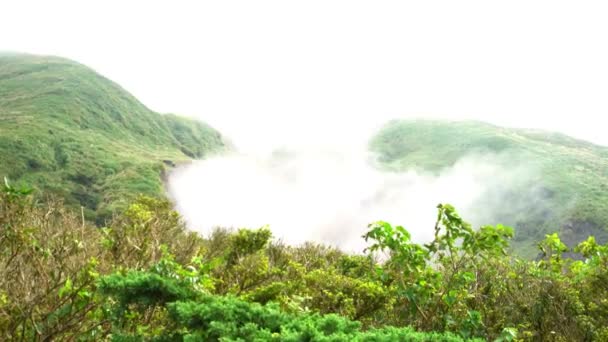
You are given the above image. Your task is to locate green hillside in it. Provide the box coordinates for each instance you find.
[371,119,608,257]
[0,54,225,223]
[3,55,608,340]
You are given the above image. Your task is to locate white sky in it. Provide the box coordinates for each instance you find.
[2,0,608,149]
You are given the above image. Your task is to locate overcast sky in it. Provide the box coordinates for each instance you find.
[3,0,608,149]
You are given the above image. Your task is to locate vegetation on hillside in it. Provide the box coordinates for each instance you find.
[2,184,607,341]
[371,119,608,256]
[3,54,608,340]
[0,54,225,223]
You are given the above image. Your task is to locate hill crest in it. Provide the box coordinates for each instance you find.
[0,53,225,223]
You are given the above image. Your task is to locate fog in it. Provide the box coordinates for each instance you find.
[3,1,608,148]
[4,1,607,249]
[167,140,542,251]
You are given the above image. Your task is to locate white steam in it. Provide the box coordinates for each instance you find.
[167,142,538,253]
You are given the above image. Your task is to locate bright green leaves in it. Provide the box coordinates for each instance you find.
[427,204,513,258]
[537,232,569,271]
[474,224,514,256]
[362,204,517,339]
[575,235,600,258]
[428,204,474,255]
[538,232,568,255]
[151,247,215,293]
[58,277,73,299]
[364,221,430,277]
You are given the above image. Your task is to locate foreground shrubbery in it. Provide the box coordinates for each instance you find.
[1,181,608,340]
[100,270,473,341]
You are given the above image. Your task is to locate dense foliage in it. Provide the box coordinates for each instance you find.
[371,119,608,257]
[0,54,225,224]
[2,183,608,341]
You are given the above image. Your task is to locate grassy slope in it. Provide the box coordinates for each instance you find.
[370,119,608,257]
[0,54,225,223]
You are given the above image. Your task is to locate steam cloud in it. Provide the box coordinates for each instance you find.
[167,139,541,253]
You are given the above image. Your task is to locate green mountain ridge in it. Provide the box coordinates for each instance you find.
[0,54,225,223]
[371,119,608,257]
[3,54,607,258]
[3,54,608,341]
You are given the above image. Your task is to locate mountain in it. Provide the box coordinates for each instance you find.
[370,119,608,257]
[0,54,225,223]
[3,53,606,258]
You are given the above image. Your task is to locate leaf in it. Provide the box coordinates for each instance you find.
[59,277,73,298]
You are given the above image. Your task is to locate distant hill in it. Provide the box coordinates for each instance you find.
[371,119,608,257]
[0,54,225,223]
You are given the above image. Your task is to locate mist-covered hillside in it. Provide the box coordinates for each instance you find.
[0,54,225,223]
[3,54,608,258]
[3,54,608,341]
[371,119,608,256]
